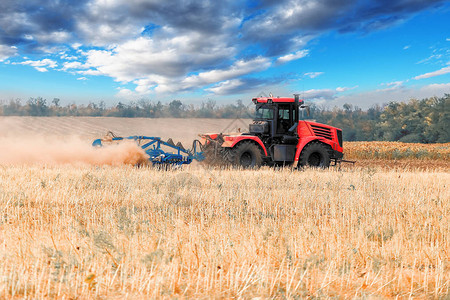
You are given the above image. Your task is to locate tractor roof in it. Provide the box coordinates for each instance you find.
[252,97,304,104]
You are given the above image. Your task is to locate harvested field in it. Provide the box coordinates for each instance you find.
[345,141,450,161]
[344,142,450,171]
[0,166,449,298]
[0,116,449,298]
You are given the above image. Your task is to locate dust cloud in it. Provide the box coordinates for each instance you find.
[0,135,149,166]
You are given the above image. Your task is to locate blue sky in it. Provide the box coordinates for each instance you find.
[0,0,449,109]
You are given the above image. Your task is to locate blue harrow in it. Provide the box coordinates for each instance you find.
[92,132,205,167]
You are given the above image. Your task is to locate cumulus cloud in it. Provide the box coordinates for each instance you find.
[0,1,87,50]
[16,58,57,72]
[120,57,270,95]
[116,88,139,100]
[85,35,235,82]
[0,44,17,61]
[2,0,443,54]
[177,57,271,92]
[62,61,89,71]
[79,0,240,47]
[77,35,269,94]
[76,69,103,76]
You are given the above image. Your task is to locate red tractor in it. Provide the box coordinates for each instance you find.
[200,94,344,168]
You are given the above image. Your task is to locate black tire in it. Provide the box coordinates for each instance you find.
[229,141,263,168]
[299,142,331,168]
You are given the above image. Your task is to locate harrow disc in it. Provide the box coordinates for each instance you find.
[92,132,204,167]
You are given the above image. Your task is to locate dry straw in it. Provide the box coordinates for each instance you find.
[0,165,449,298]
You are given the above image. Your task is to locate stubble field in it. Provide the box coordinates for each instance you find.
[0,117,449,298]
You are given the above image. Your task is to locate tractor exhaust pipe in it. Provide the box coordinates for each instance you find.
[294,94,300,122]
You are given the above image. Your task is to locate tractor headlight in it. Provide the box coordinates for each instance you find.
[267,98,273,104]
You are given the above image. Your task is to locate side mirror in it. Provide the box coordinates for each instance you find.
[300,105,310,117]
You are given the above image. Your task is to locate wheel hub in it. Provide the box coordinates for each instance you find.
[308,152,322,166]
[240,152,253,167]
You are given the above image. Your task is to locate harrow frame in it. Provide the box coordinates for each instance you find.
[92,134,204,167]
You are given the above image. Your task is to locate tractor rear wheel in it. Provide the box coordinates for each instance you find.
[229,141,263,168]
[299,142,331,168]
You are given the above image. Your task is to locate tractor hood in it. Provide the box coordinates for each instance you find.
[199,132,243,146]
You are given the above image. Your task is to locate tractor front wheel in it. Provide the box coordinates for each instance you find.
[230,142,263,169]
[299,142,331,168]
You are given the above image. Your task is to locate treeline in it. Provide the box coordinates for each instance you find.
[0,98,252,118]
[0,94,448,143]
[312,95,449,143]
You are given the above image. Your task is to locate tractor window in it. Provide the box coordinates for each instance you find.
[277,106,292,134]
[255,107,273,119]
[278,109,290,120]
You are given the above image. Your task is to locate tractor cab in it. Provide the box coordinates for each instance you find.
[249,96,302,142]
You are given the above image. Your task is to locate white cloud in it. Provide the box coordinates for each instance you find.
[417,54,442,64]
[378,81,405,91]
[0,45,18,61]
[17,59,58,71]
[301,88,337,100]
[206,77,272,95]
[115,88,142,100]
[34,31,71,44]
[85,35,235,83]
[403,45,410,50]
[76,69,103,76]
[60,53,78,60]
[385,81,404,87]
[414,66,450,80]
[35,67,48,72]
[71,43,83,49]
[277,50,309,63]
[62,61,89,71]
[77,77,87,81]
[77,21,138,46]
[174,57,271,93]
[304,71,323,78]
[336,86,358,92]
[207,79,246,95]
[79,34,272,95]
[295,86,358,103]
[419,82,450,94]
[124,57,271,95]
